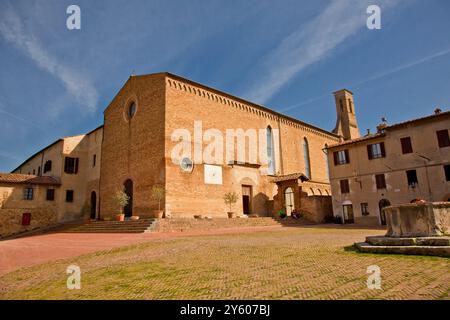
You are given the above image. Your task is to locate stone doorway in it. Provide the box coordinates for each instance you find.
[284,187,295,215]
[343,204,354,224]
[90,191,97,219]
[242,185,252,215]
[123,179,133,217]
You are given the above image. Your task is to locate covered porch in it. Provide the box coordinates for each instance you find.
[271,173,333,223]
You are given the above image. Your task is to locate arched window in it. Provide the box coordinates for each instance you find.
[303,138,311,179]
[266,126,276,175]
[127,102,136,120]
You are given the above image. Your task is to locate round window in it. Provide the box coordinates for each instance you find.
[180,157,194,173]
[128,102,136,119]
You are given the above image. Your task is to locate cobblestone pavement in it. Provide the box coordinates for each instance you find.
[0,226,449,300]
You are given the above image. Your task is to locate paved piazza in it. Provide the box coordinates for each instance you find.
[0,225,449,300]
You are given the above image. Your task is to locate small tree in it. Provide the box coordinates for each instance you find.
[151,185,165,211]
[223,192,239,212]
[114,188,130,214]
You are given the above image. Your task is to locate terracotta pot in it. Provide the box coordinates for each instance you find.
[116,214,125,222]
[151,210,164,219]
[227,212,235,219]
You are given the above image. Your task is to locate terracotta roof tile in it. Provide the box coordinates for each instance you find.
[328,133,385,148]
[328,110,449,149]
[0,173,61,185]
[272,173,309,183]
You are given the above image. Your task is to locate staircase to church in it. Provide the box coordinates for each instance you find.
[153,216,314,233]
[63,219,157,234]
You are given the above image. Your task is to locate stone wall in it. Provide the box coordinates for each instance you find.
[300,195,333,223]
[0,207,57,238]
[385,202,450,237]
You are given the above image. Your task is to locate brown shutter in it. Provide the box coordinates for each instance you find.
[437,130,450,148]
[380,142,386,157]
[340,179,349,194]
[376,174,386,189]
[344,150,350,164]
[401,137,413,154]
[75,158,79,174]
[367,145,373,160]
[333,152,338,166]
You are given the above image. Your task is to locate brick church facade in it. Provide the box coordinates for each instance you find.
[9,72,350,227]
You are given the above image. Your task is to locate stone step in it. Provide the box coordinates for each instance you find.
[66,229,151,233]
[63,219,156,234]
[366,236,450,247]
[355,242,450,258]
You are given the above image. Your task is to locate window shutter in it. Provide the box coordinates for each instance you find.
[367,145,373,160]
[401,137,412,154]
[340,180,349,194]
[344,150,350,164]
[380,142,386,157]
[437,130,450,148]
[376,174,386,189]
[333,152,338,166]
[75,158,79,174]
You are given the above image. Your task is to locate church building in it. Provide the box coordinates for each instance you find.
[6,72,356,232]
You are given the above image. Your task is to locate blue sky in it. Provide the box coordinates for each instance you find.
[1,0,449,172]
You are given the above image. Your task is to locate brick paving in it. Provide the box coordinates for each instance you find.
[0,225,449,300]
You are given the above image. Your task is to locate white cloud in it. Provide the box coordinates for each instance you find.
[0,6,98,112]
[244,0,402,103]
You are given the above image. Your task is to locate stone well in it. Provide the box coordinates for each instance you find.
[355,202,450,257]
[384,202,450,237]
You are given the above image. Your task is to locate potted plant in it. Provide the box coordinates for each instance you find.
[151,185,165,218]
[114,188,130,222]
[278,207,287,220]
[223,192,238,218]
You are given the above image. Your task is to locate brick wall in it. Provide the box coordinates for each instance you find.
[99,74,166,218]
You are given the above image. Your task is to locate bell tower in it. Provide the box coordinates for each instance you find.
[332,89,360,141]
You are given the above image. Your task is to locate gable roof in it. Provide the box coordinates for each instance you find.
[131,72,340,139]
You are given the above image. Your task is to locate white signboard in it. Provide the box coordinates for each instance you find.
[204,164,223,185]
